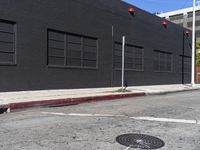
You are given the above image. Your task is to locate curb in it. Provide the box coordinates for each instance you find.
[1,87,200,113]
[146,88,200,95]
[6,92,146,112]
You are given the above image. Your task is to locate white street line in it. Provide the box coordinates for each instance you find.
[68,113,124,117]
[42,112,67,116]
[130,116,198,124]
[42,112,124,117]
[41,112,200,125]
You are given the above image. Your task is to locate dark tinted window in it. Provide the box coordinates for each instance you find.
[154,50,173,72]
[48,30,98,68]
[184,56,191,73]
[114,42,144,71]
[0,20,16,65]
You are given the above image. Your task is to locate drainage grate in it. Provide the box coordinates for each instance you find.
[116,134,165,149]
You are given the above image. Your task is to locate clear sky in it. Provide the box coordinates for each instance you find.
[123,0,194,13]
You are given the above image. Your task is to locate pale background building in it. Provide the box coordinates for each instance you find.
[158,6,200,41]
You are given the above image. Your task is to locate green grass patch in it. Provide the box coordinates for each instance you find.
[114,88,131,93]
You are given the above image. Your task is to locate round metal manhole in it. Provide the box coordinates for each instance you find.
[116,134,165,149]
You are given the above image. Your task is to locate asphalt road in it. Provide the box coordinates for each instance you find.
[1,90,200,150]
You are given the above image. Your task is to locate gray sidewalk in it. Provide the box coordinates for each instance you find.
[0,84,200,112]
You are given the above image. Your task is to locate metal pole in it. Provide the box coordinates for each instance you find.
[182,31,185,84]
[122,36,125,89]
[191,0,196,87]
[111,25,114,87]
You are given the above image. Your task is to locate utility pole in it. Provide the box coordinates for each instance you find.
[191,0,196,87]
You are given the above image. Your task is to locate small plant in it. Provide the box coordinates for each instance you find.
[196,40,200,66]
[114,88,131,93]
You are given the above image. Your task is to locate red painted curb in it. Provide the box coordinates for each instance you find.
[8,92,146,111]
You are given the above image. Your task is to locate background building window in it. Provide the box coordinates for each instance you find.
[196,30,200,38]
[48,29,98,68]
[187,20,200,28]
[188,10,200,18]
[187,22,192,28]
[169,14,183,21]
[114,42,144,71]
[0,19,16,65]
[154,50,173,72]
[188,12,193,18]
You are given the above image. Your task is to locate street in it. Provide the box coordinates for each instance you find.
[1,90,200,150]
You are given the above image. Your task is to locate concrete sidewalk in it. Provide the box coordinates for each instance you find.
[0,84,200,112]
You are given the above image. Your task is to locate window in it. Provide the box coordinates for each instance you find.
[187,20,200,28]
[182,56,191,73]
[154,50,173,72]
[187,22,192,28]
[196,10,200,16]
[196,30,200,37]
[114,42,144,71]
[169,14,183,21]
[188,10,200,18]
[0,19,16,65]
[196,20,200,26]
[47,29,98,68]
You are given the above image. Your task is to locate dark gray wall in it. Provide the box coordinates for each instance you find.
[0,0,192,92]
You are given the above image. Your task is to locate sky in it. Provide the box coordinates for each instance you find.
[123,0,194,13]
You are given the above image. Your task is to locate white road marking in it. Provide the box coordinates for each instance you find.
[42,112,67,116]
[68,113,124,117]
[41,112,200,125]
[130,116,198,124]
[42,112,123,117]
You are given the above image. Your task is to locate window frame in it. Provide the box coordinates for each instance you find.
[47,29,98,70]
[113,41,144,72]
[0,19,17,66]
[153,50,173,73]
[180,55,191,74]
[169,14,184,21]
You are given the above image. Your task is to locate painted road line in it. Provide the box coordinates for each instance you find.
[41,112,200,125]
[42,112,67,116]
[68,113,125,117]
[42,112,124,117]
[130,116,198,124]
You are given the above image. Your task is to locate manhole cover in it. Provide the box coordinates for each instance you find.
[116,134,165,149]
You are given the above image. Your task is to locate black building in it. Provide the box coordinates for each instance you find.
[0,0,192,92]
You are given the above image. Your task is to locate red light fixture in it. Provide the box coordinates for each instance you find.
[128,7,135,16]
[162,21,167,28]
[185,31,189,37]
